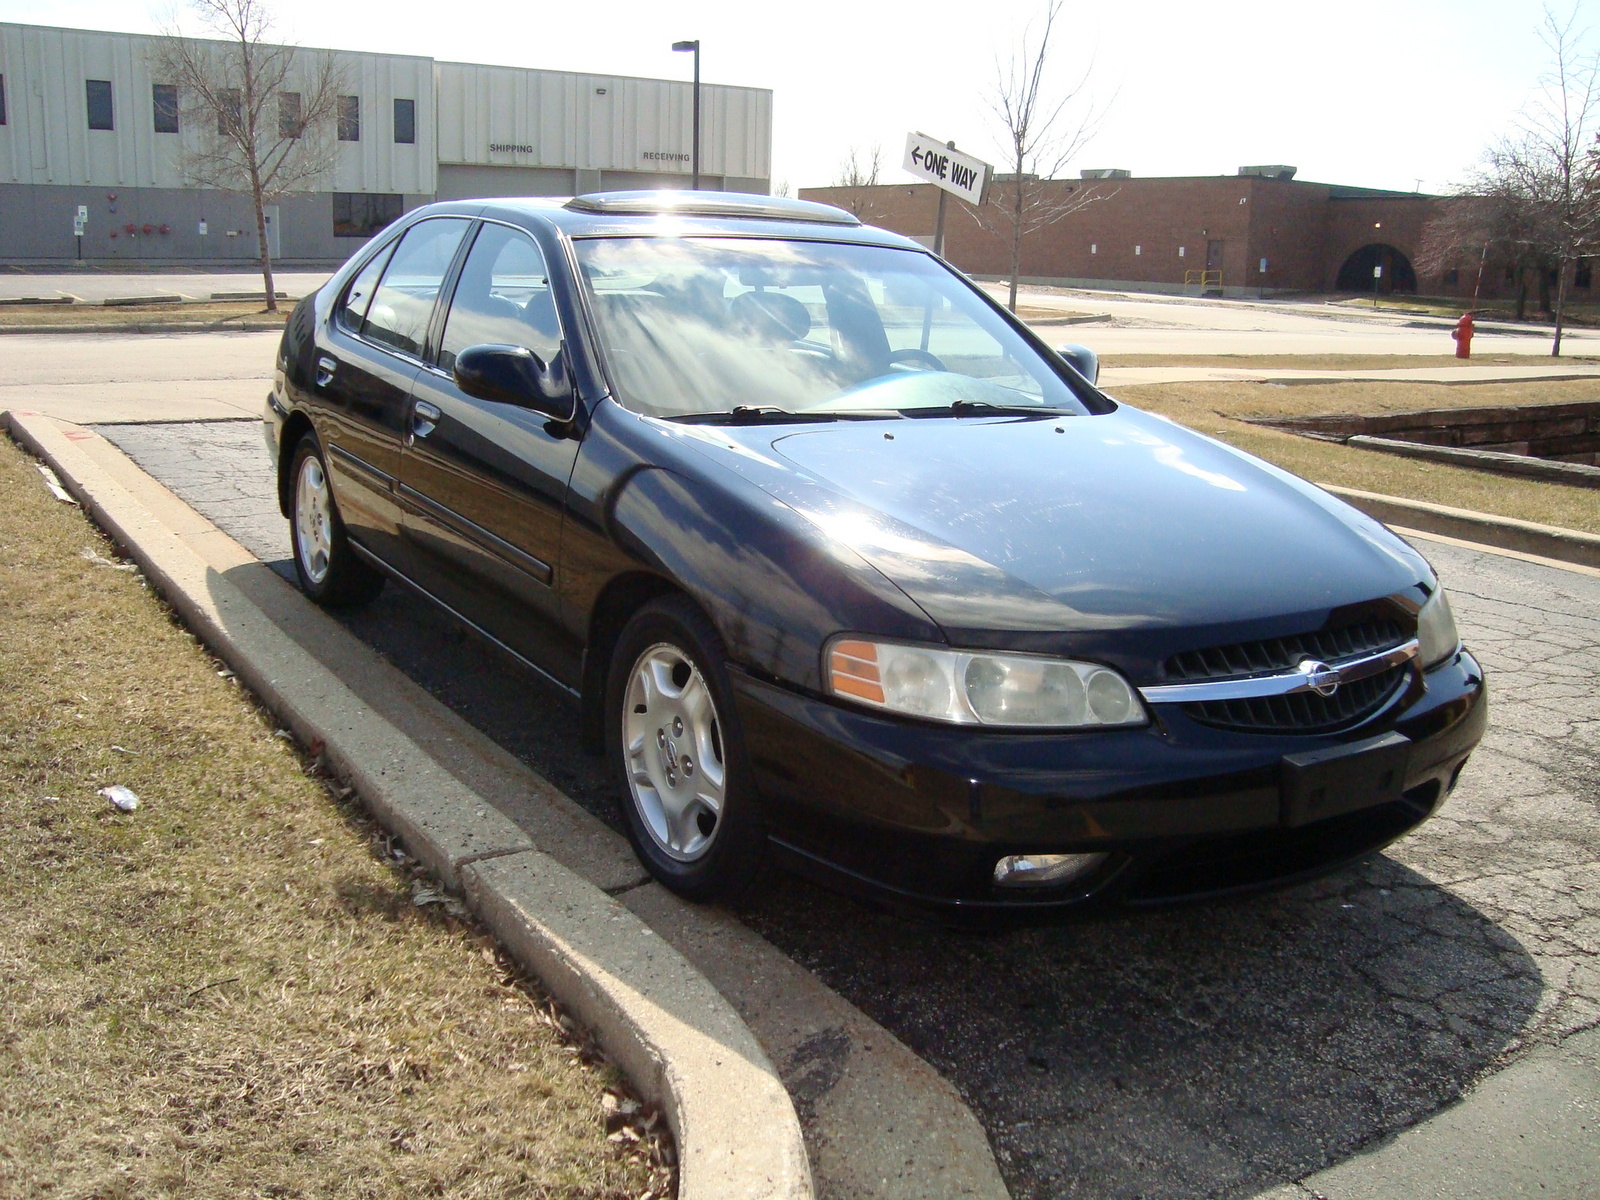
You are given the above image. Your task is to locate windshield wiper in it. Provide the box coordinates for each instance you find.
[672,406,899,425]
[901,399,1071,419]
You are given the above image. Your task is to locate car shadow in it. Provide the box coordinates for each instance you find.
[736,859,1540,1200]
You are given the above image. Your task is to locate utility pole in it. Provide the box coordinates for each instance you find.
[672,40,702,189]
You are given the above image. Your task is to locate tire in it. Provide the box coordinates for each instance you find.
[289,433,384,608]
[605,595,766,901]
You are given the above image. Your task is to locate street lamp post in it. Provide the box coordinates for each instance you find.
[671,39,701,190]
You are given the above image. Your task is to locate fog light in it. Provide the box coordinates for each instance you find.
[993,852,1108,888]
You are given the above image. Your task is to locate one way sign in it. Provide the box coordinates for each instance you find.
[903,132,991,206]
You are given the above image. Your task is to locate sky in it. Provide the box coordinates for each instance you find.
[7,0,1581,194]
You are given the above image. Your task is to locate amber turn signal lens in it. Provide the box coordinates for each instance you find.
[829,640,884,703]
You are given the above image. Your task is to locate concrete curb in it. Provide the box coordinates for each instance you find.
[1346,435,1600,489]
[1322,484,1600,569]
[3,408,814,1200]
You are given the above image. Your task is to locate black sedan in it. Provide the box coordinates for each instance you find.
[264,190,1486,914]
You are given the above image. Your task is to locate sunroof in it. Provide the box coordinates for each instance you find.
[564,191,861,226]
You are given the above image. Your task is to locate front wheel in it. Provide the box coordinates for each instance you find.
[605,596,766,900]
[289,434,384,608]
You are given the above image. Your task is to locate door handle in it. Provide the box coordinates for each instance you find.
[315,355,337,388]
[411,400,441,440]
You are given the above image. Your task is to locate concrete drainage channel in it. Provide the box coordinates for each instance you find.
[1256,400,1600,489]
[4,409,1011,1200]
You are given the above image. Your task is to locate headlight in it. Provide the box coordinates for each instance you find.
[826,638,1147,728]
[1416,587,1460,668]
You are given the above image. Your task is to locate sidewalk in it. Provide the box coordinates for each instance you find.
[1099,362,1600,388]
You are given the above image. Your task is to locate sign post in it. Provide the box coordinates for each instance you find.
[902,132,992,258]
[74,204,87,260]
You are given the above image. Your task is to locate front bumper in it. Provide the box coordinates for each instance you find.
[733,649,1486,914]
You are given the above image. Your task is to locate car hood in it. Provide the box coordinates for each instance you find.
[671,405,1429,645]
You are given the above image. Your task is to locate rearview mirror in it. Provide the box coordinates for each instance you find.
[1055,343,1100,386]
[453,343,574,419]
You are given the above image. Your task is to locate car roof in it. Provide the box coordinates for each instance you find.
[410,191,929,251]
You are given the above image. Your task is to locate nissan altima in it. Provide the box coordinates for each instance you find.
[264,191,1486,915]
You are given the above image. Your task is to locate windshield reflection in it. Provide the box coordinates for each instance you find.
[572,236,1092,421]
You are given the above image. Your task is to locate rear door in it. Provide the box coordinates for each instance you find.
[398,220,584,687]
[313,216,471,564]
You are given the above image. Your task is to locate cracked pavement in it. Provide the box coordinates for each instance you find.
[92,419,1599,1199]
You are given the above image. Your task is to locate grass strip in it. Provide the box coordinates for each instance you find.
[0,433,670,1199]
[1118,377,1600,535]
[0,301,289,329]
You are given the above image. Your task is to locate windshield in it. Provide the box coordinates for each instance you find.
[572,236,1095,421]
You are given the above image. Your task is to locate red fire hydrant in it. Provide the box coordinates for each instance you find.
[1452,312,1474,359]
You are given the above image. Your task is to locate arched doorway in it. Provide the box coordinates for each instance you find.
[1337,244,1417,294]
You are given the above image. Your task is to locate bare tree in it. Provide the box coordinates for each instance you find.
[833,144,884,220]
[1418,180,1548,318]
[1506,8,1600,353]
[149,0,348,311]
[978,0,1109,312]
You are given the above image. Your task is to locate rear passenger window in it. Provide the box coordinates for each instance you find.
[335,241,395,333]
[362,218,470,357]
[439,223,561,374]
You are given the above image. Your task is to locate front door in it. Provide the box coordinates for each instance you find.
[399,220,584,688]
[1206,239,1225,272]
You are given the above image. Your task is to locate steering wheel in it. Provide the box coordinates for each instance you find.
[886,347,948,372]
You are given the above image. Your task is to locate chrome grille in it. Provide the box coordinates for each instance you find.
[1164,618,1411,733]
[1180,663,1410,732]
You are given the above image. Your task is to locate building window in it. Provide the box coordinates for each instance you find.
[393,98,415,144]
[1442,267,1460,286]
[338,94,360,141]
[1577,260,1593,289]
[153,83,179,133]
[218,88,241,137]
[86,79,114,131]
[333,192,405,238]
[279,91,302,138]
[0,74,7,126]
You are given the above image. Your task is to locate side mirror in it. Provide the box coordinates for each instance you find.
[1055,343,1100,386]
[453,343,574,419]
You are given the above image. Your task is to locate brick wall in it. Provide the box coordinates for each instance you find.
[801,175,1512,299]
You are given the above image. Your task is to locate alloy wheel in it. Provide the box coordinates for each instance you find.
[622,642,726,862]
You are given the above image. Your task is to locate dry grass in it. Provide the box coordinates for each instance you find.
[0,302,288,329]
[1116,377,1600,535]
[0,435,669,1199]
[1101,352,1600,370]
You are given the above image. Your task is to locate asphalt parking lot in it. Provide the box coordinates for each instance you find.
[95,417,1599,1200]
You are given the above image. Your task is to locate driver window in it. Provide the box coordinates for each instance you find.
[439,223,561,375]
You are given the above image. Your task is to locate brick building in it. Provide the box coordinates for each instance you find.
[802,170,1511,301]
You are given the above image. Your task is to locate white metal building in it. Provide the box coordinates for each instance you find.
[0,21,772,264]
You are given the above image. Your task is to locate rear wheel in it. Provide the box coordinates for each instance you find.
[605,596,766,900]
[289,434,384,608]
